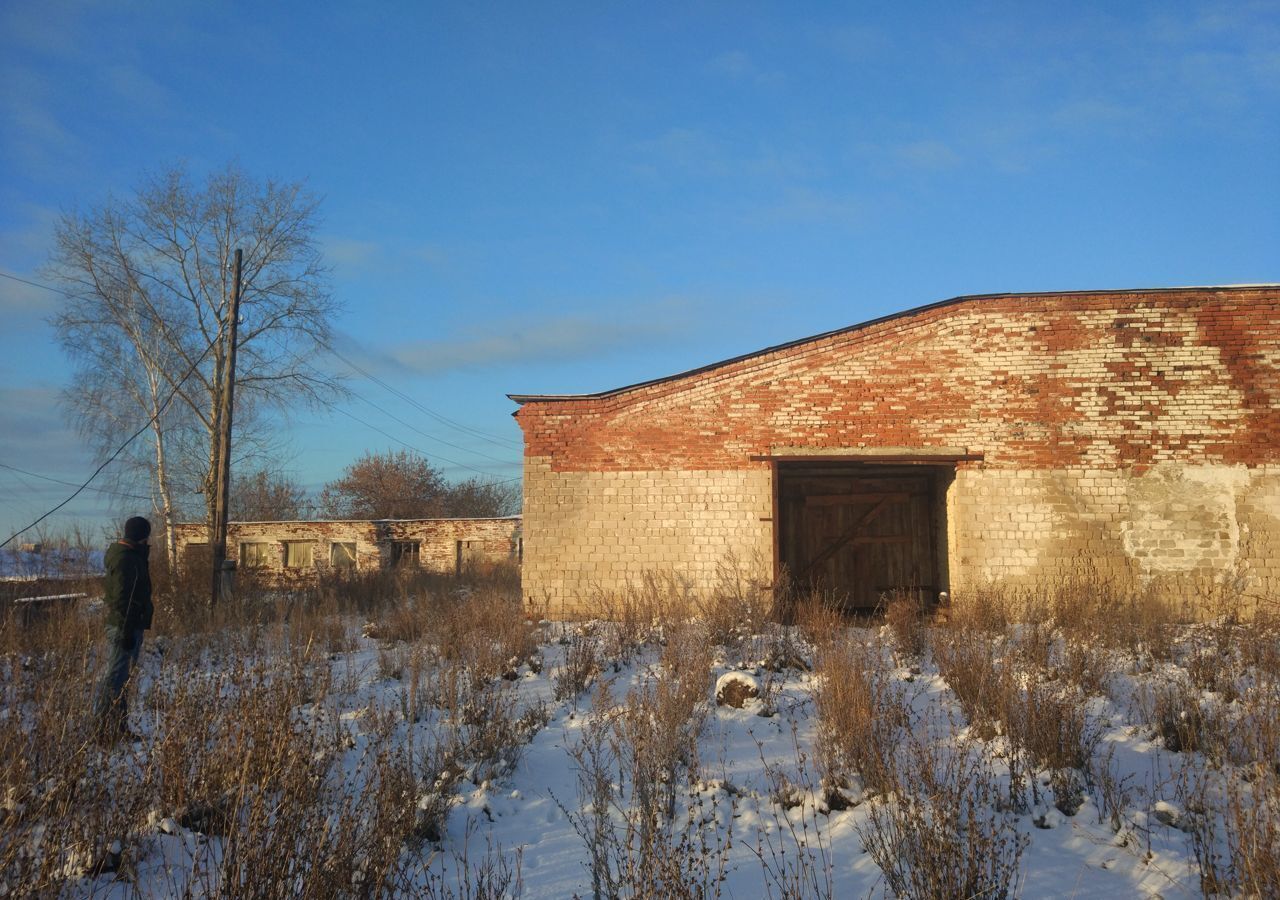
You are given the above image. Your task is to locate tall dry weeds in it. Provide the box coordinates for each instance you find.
[558,626,721,899]
[812,630,906,798]
[858,738,1026,900]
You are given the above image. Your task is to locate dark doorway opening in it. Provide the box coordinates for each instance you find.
[776,462,951,613]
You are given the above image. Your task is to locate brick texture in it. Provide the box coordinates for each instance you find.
[173,517,521,584]
[514,288,1280,612]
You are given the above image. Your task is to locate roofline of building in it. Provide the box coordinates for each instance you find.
[174,515,521,527]
[507,284,1279,404]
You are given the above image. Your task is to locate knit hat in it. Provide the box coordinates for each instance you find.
[124,516,152,543]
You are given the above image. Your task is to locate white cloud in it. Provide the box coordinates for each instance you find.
[813,24,892,61]
[0,208,71,322]
[0,64,82,177]
[707,50,784,86]
[0,385,89,473]
[386,314,682,375]
[894,140,961,170]
[104,63,174,115]
[742,186,865,228]
[634,127,732,176]
[632,127,817,182]
[411,242,449,267]
[320,236,382,269]
[0,274,59,317]
[1049,99,1140,130]
[334,299,700,379]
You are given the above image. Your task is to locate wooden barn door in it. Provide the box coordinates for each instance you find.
[778,465,940,612]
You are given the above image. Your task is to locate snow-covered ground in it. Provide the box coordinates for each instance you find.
[0,545,102,581]
[28,601,1272,899]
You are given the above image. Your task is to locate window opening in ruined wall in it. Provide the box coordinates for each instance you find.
[284,541,315,568]
[390,541,420,568]
[456,539,487,575]
[184,542,210,575]
[240,542,272,569]
[330,542,357,569]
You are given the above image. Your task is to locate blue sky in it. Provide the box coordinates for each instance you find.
[1,1,1277,540]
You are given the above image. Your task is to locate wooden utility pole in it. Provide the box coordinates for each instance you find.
[210,248,243,607]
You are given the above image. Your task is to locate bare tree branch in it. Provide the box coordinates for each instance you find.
[46,162,346,550]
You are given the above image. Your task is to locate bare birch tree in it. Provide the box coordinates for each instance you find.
[49,163,341,563]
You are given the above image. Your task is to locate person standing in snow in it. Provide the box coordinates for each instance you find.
[95,516,154,741]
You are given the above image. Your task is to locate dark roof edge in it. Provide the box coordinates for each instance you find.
[507,285,1279,404]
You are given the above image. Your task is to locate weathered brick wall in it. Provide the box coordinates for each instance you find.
[520,459,772,617]
[515,288,1280,613]
[173,517,521,583]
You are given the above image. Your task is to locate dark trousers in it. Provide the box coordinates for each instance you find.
[95,626,144,734]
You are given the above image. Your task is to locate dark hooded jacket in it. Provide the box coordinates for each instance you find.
[103,540,153,631]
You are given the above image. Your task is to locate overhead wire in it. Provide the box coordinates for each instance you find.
[332,407,520,483]
[328,346,520,449]
[0,268,85,300]
[3,269,524,460]
[299,357,523,476]
[0,461,154,503]
[0,328,220,550]
[0,268,523,542]
[345,386,520,467]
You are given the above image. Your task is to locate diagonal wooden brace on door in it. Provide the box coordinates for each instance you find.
[797,493,907,580]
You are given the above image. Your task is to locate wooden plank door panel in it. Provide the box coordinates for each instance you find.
[779,470,937,611]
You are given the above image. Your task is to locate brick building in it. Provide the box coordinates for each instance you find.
[173,516,521,583]
[511,287,1280,615]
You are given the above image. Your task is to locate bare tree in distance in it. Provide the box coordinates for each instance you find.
[445,475,521,518]
[229,468,308,522]
[319,450,519,520]
[49,162,343,563]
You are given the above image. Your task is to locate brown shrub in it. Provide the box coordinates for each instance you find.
[882,592,929,660]
[858,738,1026,900]
[813,631,906,796]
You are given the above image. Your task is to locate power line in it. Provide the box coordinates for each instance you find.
[3,266,520,457]
[0,461,154,502]
[346,386,520,467]
[0,268,84,300]
[0,332,220,550]
[329,346,520,449]
[301,358,523,468]
[332,407,520,481]
[0,269,522,532]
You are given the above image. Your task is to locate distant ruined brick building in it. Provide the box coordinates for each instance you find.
[511,286,1280,616]
[173,517,521,583]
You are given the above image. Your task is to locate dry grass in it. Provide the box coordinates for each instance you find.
[0,565,536,896]
[881,591,929,660]
[553,627,602,701]
[812,630,906,797]
[935,610,1104,814]
[1221,770,1280,898]
[0,625,428,895]
[3,554,1277,897]
[696,552,775,652]
[559,626,723,900]
[858,738,1026,900]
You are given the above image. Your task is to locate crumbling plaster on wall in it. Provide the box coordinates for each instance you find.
[1120,465,1249,577]
[949,465,1280,594]
[172,517,521,582]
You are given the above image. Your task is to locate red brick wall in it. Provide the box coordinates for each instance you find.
[514,288,1280,612]
[515,289,1280,473]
